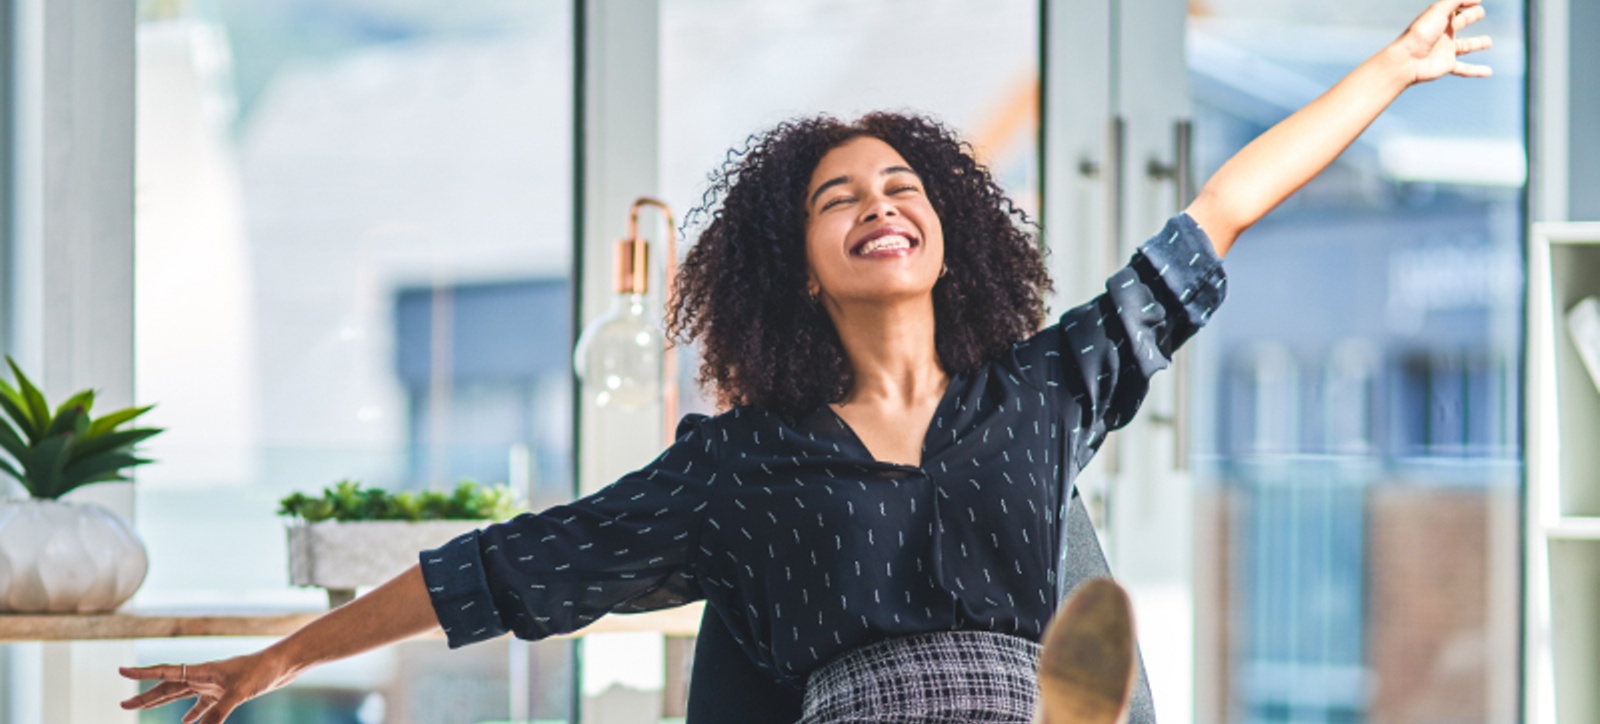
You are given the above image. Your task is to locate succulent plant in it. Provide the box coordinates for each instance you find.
[0,357,164,500]
[278,479,520,523]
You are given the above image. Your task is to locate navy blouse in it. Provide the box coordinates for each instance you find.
[420,213,1226,686]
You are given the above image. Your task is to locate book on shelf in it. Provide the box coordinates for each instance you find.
[1570,296,1600,394]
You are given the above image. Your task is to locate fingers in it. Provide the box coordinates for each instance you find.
[1453,61,1494,78]
[119,664,183,682]
[120,681,194,710]
[1429,0,1481,23]
[200,699,241,724]
[181,697,213,724]
[1451,3,1488,32]
[1456,35,1493,54]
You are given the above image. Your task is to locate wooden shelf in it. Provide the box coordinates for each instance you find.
[0,602,703,642]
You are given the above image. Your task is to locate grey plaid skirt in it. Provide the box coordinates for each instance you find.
[798,631,1041,723]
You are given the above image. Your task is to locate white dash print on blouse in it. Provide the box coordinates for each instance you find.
[418,213,1226,685]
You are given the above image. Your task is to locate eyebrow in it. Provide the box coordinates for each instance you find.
[808,165,921,209]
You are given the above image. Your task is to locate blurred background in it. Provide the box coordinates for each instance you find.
[0,0,1557,722]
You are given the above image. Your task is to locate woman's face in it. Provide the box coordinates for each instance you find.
[803,136,945,309]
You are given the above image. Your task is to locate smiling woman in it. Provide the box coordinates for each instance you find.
[116,3,1497,722]
[669,113,1051,423]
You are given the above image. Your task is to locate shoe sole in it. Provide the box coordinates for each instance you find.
[1037,578,1136,724]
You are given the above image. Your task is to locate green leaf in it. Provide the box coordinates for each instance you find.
[71,427,162,460]
[0,388,37,442]
[6,358,51,439]
[85,404,155,440]
[0,456,26,491]
[0,417,27,464]
[42,403,86,441]
[24,434,73,499]
[299,498,335,523]
[73,471,131,486]
[52,389,95,421]
[58,452,150,496]
[278,492,311,518]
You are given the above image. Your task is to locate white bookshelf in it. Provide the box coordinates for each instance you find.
[1527,222,1600,724]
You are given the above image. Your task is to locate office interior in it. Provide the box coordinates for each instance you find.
[1,0,1598,722]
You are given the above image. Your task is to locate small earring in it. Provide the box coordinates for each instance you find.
[939,263,949,278]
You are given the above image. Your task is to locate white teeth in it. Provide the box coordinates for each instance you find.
[858,235,913,254]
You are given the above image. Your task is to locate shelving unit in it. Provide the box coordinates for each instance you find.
[1526,222,1600,724]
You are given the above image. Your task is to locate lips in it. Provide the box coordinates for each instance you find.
[850,226,921,257]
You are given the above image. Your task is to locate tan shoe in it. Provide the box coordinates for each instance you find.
[1036,578,1136,724]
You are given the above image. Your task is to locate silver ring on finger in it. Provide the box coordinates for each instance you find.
[180,664,187,683]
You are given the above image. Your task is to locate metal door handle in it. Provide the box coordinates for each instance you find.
[1102,116,1125,478]
[1147,118,1194,210]
[1146,119,1195,472]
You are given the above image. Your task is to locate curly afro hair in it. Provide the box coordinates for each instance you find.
[668,112,1051,421]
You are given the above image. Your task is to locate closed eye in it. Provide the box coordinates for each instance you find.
[888,184,920,195]
[820,195,855,211]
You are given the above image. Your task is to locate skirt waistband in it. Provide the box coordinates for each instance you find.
[799,631,1041,724]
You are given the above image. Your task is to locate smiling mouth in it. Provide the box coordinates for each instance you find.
[850,228,921,256]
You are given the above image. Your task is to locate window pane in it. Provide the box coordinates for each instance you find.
[1188,2,1526,722]
[134,1,575,721]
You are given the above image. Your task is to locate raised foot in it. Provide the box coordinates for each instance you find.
[1036,578,1135,724]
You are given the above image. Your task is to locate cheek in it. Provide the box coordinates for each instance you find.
[802,228,832,284]
[924,218,947,261]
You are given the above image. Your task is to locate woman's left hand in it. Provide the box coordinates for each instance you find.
[1398,0,1494,83]
[120,652,295,724]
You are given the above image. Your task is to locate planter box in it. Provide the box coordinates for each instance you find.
[287,520,484,606]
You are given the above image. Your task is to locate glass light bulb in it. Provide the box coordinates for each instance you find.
[573,294,661,409]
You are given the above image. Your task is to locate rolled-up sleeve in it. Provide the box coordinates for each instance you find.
[420,414,719,648]
[1012,213,1226,458]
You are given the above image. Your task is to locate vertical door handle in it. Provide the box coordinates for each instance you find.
[1148,118,1194,210]
[1148,119,1195,472]
[1102,116,1126,479]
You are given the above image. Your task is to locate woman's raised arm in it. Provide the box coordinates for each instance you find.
[119,564,439,724]
[1185,0,1493,256]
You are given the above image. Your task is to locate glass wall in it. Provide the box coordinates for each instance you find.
[1186,1,1526,721]
[132,0,575,721]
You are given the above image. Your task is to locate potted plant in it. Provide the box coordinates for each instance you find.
[280,478,520,607]
[0,358,162,613]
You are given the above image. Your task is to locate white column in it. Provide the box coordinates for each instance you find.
[1040,0,1113,315]
[576,2,667,722]
[577,0,663,497]
[0,0,13,359]
[1565,0,1600,221]
[8,0,139,722]
[1527,1,1573,721]
[1043,0,1196,720]
[1531,0,1567,225]
[1110,1,1196,719]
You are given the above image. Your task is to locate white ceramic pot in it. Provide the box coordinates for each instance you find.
[0,499,149,613]
[288,520,483,606]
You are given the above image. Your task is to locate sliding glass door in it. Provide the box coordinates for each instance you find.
[1184,1,1526,720]
[1045,1,1527,722]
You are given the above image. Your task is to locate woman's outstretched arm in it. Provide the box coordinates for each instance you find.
[1186,0,1493,257]
[119,564,438,724]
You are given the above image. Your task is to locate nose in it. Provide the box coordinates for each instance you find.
[859,192,898,223]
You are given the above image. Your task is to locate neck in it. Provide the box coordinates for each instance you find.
[826,296,947,406]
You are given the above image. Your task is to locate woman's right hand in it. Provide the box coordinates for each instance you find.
[116,565,443,723]
[119,651,297,724]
